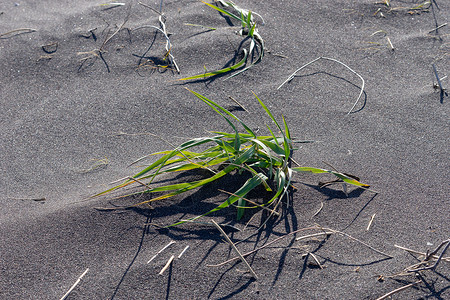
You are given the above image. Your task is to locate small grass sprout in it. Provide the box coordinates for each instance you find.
[94,90,369,226]
[179,1,264,80]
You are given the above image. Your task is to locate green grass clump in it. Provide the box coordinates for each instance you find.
[95,90,369,226]
[179,1,264,81]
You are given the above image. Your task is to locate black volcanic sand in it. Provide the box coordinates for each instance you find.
[1,1,448,299]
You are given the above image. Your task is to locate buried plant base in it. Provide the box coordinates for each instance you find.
[94,90,370,226]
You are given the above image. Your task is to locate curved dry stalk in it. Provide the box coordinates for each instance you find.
[313,201,324,217]
[277,56,365,115]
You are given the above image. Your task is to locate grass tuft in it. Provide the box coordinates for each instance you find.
[94,90,370,226]
[179,1,264,80]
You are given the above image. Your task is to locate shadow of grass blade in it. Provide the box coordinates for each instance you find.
[169,171,268,227]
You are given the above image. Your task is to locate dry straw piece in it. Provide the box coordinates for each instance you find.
[209,225,392,268]
[59,268,89,300]
[366,213,376,231]
[159,255,175,275]
[147,240,176,264]
[211,219,258,279]
[178,245,190,259]
[375,280,422,300]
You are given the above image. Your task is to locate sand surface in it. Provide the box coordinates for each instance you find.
[1,1,448,299]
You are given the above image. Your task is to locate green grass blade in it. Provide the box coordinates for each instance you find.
[293,167,370,187]
[258,139,284,156]
[161,156,230,173]
[178,49,248,81]
[137,145,256,203]
[201,1,242,22]
[225,33,264,80]
[134,137,222,181]
[282,115,291,140]
[169,172,268,226]
[187,89,241,151]
[236,173,266,220]
[253,92,283,134]
[187,89,256,138]
[250,138,274,175]
[239,10,246,28]
[263,168,286,206]
[248,21,256,36]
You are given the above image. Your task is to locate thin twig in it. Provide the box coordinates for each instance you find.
[178,245,189,259]
[138,1,162,15]
[406,239,450,272]
[179,219,241,231]
[0,28,37,38]
[101,10,130,49]
[425,239,450,260]
[386,36,394,51]
[375,280,421,300]
[159,255,174,275]
[59,268,89,300]
[209,225,391,267]
[367,213,376,231]
[8,197,46,202]
[394,244,450,262]
[277,57,365,115]
[432,64,446,93]
[229,96,249,112]
[148,241,176,263]
[323,227,393,258]
[210,227,317,267]
[127,176,152,190]
[211,219,258,279]
[272,53,289,58]
[428,22,447,33]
